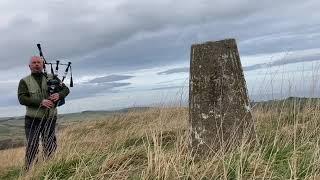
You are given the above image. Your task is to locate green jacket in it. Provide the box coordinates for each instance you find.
[18,73,70,119]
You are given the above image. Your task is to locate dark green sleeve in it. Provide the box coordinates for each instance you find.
[18,79,42,107]
[58,83,70,99]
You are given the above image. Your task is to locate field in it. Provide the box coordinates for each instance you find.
[0,108,148,150]
[1,98,320,179]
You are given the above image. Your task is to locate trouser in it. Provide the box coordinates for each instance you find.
[24,115,57,170]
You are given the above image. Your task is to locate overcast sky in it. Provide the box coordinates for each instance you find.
[1,0,320,117]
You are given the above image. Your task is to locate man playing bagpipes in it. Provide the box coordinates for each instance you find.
[17,44,72,171]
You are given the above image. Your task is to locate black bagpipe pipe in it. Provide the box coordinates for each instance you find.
[36,43,73,106]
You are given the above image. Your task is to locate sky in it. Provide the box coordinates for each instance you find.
[1,0,320,117]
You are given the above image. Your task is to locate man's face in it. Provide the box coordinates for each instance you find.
[29,56,44,73]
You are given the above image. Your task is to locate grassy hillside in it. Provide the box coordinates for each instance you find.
[1,100,320,179]
[0,107,149,150]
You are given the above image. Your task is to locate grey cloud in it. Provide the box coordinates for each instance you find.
[1,0,320,113]
[244,52,320,71]
[76,23,320,75]
[0,81,131,107]
[68,82,131,100]
[88,75,134,83]
[156,78,188,85]
[157,67,189,75]
[0,81,132,107]
[1,0,318,73]
[154,47,320,74]
[74,31,189,73]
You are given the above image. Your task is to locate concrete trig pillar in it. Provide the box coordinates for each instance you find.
[189,39,255,154]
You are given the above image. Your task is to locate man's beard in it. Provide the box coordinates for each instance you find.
[32,68,43,73]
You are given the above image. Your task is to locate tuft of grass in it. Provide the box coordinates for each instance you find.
[42,157,81,179]
[0,167,21,180]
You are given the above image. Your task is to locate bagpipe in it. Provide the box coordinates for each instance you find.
[36,44,73,106]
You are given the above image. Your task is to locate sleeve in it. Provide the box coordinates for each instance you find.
[17,79,42,107]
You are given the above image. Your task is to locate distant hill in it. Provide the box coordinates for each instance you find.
[80,106,150,114]
[0,106,150,122]
[251,97,320,111]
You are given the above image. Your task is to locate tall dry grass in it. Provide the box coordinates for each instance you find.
[2,100,320,179]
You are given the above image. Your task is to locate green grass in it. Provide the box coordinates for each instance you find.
[0,167,22,180]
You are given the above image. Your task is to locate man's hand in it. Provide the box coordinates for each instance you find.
[49,93,60,103]
[41,99,54,108]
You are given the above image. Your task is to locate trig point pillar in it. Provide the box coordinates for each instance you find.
[189,39,255,154]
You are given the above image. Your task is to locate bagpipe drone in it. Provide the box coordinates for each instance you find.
[36,44,73,106]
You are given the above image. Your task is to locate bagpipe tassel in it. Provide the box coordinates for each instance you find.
[70,65,73,87]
